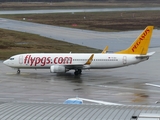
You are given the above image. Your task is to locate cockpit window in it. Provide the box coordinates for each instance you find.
[10,58,14,60]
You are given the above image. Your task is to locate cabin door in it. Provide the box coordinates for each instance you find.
[123,56,127,64]
[19,55,23,64]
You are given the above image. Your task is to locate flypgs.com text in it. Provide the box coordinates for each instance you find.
[24,55,72,66]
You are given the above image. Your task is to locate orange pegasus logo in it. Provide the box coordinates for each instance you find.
[132,28,150,52]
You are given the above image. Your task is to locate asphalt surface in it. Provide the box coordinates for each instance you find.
[0,18,160,52]
[0,47,160,105]
[0,18,160,105]
[1,7,160,15]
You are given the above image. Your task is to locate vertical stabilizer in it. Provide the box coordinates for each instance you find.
[116,26,154,55]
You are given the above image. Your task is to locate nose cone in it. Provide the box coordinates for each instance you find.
[3,60,9,66]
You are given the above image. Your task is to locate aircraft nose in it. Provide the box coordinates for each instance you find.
[3,60,9,66]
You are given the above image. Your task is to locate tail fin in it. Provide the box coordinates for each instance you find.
[116,26,154,55]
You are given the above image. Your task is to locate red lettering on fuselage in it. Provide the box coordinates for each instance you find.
[53,57,72,64]
[24,55,51,66]
[24,55,72,66]
[132,28,150,52]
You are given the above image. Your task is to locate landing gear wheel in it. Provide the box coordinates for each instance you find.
[17,69,20,74]
[78,69,82,74]
[74,71,79,76]
[74,69,82,76]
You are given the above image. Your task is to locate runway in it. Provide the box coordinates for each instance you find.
[0,47,160,105]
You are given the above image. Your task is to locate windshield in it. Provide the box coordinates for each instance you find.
[9,58,14,60]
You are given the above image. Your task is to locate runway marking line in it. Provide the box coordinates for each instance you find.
[145,83,160,88]
[97,85,160,93]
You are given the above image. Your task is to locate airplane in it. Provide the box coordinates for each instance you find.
[3,26,155,76]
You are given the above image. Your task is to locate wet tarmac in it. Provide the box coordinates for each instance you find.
[0,18,160,52]
[0,47,160,105]
[0,17,160,105]
[1,7,160,15]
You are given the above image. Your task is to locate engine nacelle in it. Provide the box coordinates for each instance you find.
[50,65,66,73]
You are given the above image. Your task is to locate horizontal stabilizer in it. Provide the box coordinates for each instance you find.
[136,52,155,59]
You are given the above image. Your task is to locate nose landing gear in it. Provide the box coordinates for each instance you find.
[17,69,20,74]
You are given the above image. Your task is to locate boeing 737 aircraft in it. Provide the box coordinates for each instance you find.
[3,26,155,75]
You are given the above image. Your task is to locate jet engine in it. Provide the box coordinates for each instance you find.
[50,65,66,73]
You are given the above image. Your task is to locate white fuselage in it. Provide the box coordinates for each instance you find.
[3,53,147,70]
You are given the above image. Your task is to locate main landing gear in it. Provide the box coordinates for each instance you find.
[17,69,20,74]
[74,69,82,76]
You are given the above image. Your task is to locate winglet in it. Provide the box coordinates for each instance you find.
[116,26,154,55]
[102,46,108,54]
[85,54,94,65]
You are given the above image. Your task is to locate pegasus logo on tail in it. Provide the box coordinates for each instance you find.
[116,26,153,55]
[132,28,150,52]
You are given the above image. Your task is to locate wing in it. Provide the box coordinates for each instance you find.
[64,54,94,69]
[102,46,109,53]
